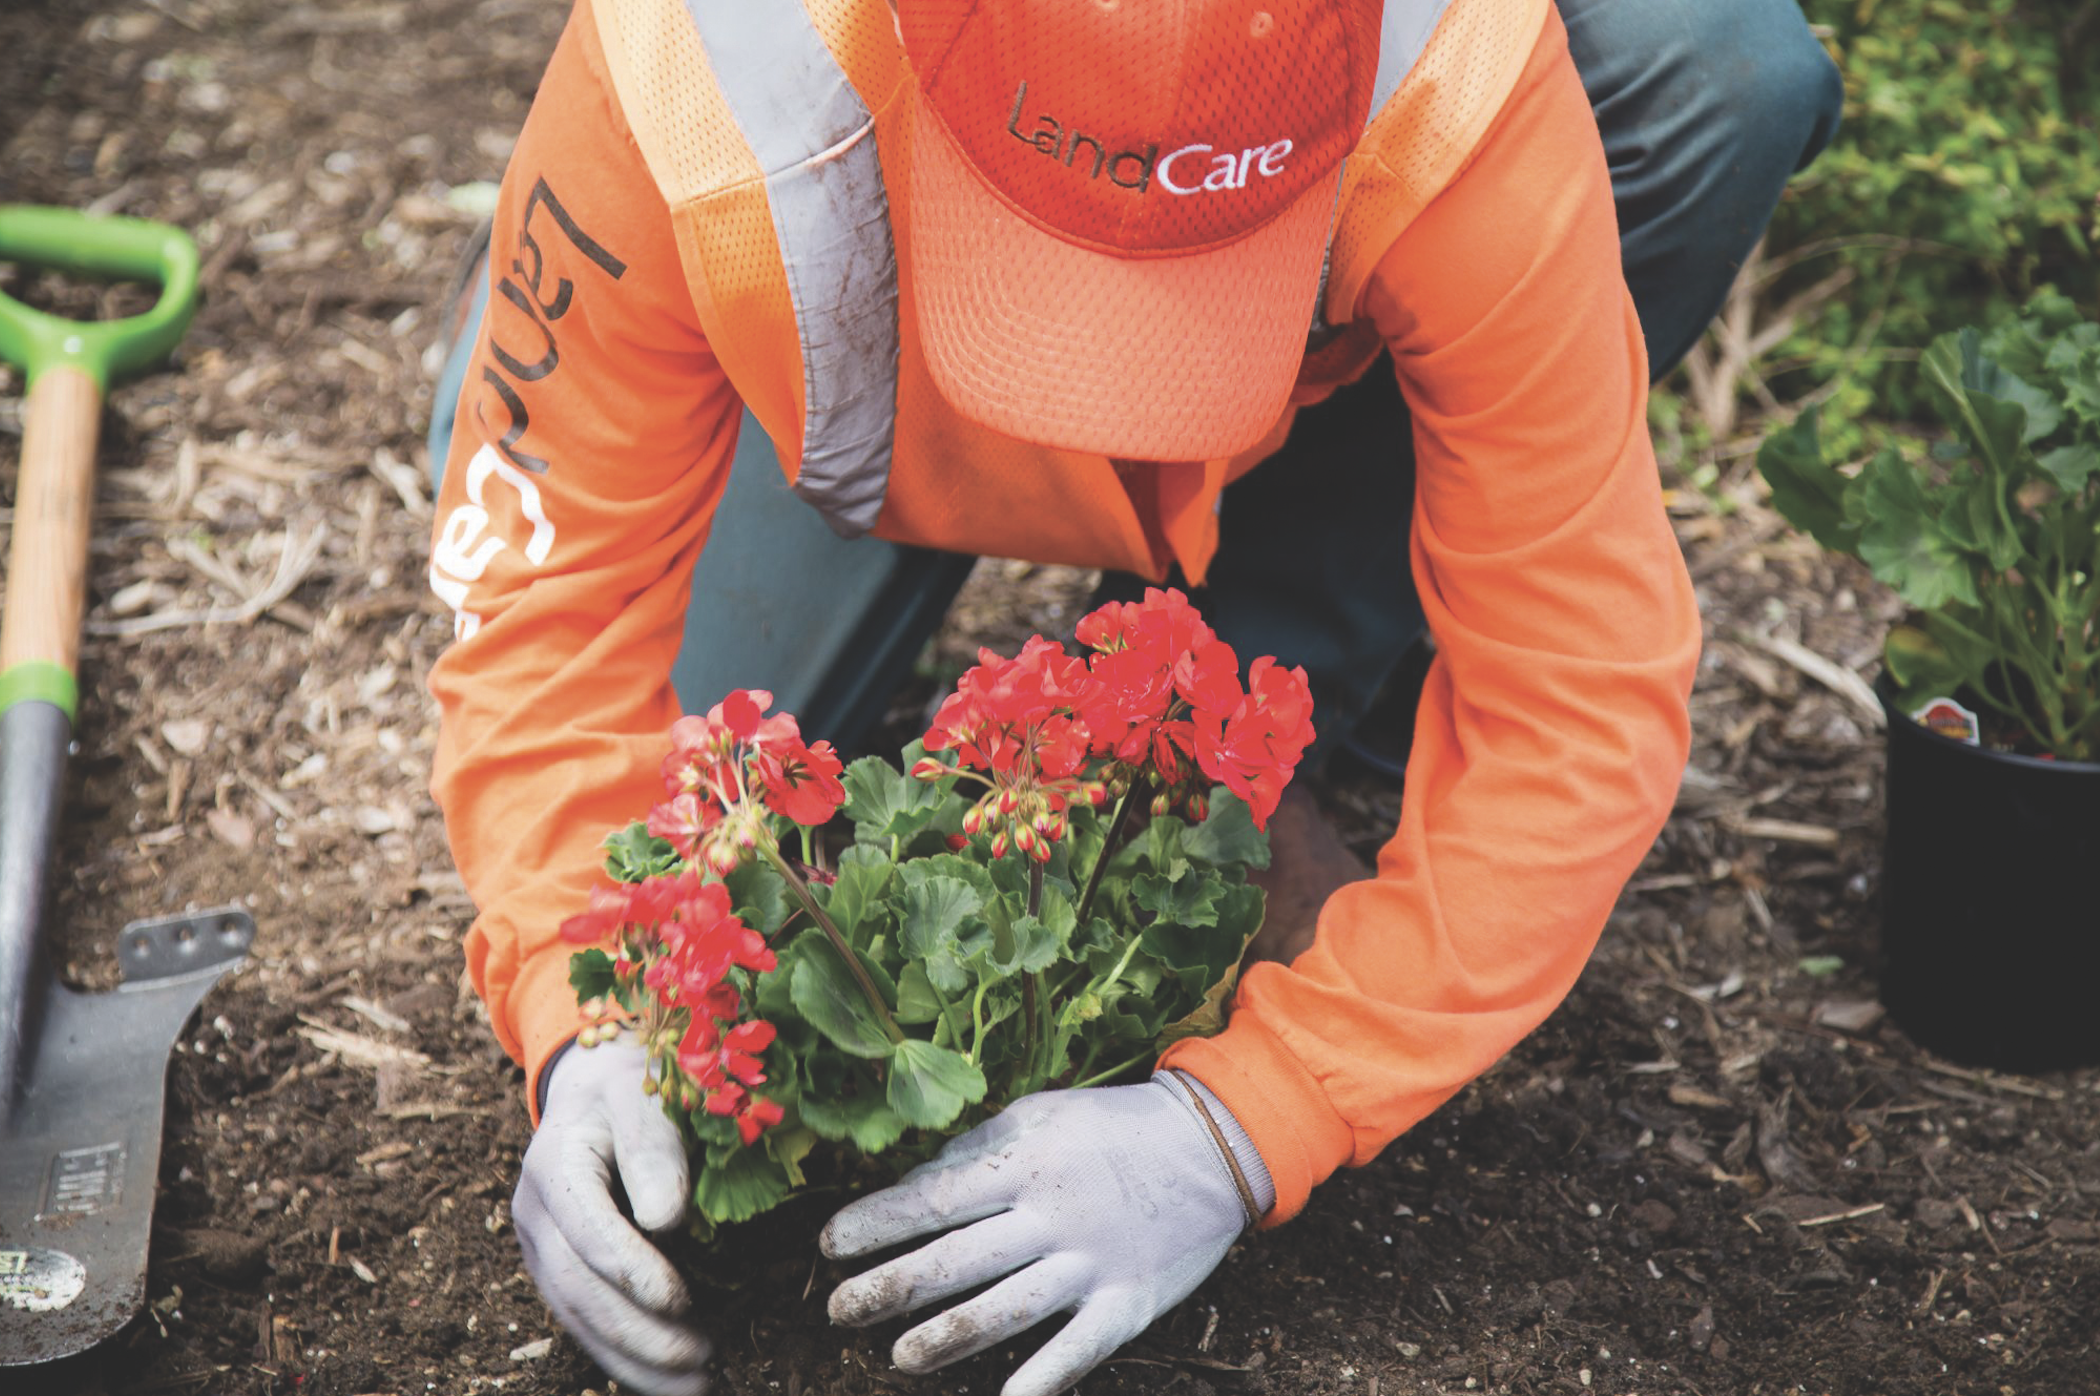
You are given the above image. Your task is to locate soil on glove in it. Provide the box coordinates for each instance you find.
[3,4,2095,1395]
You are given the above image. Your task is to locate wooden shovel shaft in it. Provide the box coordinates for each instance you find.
[2,365,100,676]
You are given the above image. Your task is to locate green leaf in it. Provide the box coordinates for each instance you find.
[1134,867,1220,929]
[1094,985,1168,1043]
[763,1123,818,1188]
[821,847,895,946]
[602,822,679,883]
[1136,815,1192,881]
[568,947,616,1002]
[895,961,945,1024]
[898,867,989,995]
[998,913,1067,977]
[1922,330,2037,471]
[797,1066,910,1153]
[1882,624,1965,696]
[2038,443,2100,492]
[1756,409,1861,554]
[788,930,897,1059]
[1852,450,1980,610]
[721,858,790,938]
[842,755,947,844]
[885,1038,987,1130]
[1181,786,1271,870]
[693,1141,793,1225]
[1797,955,1845,979]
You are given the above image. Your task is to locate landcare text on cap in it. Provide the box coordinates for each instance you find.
[1005,82,1295,196]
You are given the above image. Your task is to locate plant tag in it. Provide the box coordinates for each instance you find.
[1911,696,1980,745]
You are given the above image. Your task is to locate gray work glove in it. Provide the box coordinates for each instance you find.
[821,1071,1275,1396]
[513,1038,711,1396]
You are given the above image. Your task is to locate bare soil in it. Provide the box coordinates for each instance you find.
[4,4,2095,1395]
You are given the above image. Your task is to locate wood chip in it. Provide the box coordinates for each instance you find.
[161,718,211,756]
[1813,998,1886,1033]
[1739,630,1885,728]
[205,807,257,850]
[1919,1059,2067,1101]
[377,1101,493,1121]
[295,1020,430,1069]
[355,1140,414,1167]
[1668,1083,1732,1111]
[1727,814,1841,848]
[1796,1202,1886,1228]
[347,1257,378,1285]
[339,994,412,1034]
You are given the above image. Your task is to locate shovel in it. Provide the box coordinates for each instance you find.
[0,205,255,1365]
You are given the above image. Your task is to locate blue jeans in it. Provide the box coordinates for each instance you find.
[429,0,1841,754]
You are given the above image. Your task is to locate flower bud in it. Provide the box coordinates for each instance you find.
[641,1072,659,1096]
[1014,824,1037,854]
[999,788,1019,814]
[1029,837,1053,864]
[961,803,984,835]
[946,833,970,851]
[1108,775,1129,799]
[1150,792,1172,818]
[707,844,741,876]
[990,830,1010,859]
[1185,793,1209,822]
[910,756,947,782]
[579,1026,600,1049]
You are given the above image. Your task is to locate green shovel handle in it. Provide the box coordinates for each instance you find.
[0,205,200,391]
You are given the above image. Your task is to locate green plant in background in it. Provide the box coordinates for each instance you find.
[1742,0,2100,449]
[1758,293,2100,760]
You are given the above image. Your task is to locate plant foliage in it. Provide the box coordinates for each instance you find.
[561,590,1318,1232]
[1757,293,2100,759]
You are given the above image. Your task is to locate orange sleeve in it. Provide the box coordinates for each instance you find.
[1160,9,1700,1223]
[426,3,743,1117]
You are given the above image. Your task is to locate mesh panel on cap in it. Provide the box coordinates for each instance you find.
[904,0,1377,254]
[1325,0,1547,326]
[911,96,1332,462]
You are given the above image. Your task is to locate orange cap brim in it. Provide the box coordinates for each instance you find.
[908,93,1334,462]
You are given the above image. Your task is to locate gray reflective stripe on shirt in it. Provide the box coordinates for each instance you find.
[1371,0,1455,114]
[684,1,898,538]
[1312,0,1457,337]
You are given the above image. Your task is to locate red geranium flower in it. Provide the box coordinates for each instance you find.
[752,737,846,826]
[1194,656,1316,829]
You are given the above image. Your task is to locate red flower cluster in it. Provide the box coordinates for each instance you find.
[678,1017,785,1145]
[1192,655,1317,828]
[922,637,1101,861]
[651,689,845,873]
[916,588,1316,839]
[560,854,784,1145]
[1075,589,1315,830]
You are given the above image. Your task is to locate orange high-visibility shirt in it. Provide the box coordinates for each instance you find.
[427,0,1699,1224]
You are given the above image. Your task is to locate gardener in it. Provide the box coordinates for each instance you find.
[424,1,1839,1393]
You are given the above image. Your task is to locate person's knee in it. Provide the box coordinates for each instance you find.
[1697,0,1844,167]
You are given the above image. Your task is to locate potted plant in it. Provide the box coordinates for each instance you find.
[559,588,1316,1231]
[1756,291,2100,1072]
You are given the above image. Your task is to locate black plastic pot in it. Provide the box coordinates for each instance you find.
[1877,679,2100,1072]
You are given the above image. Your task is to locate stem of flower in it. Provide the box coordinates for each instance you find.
[1075,784,1135,926]
[761,840,904,1045]
[1071,1048,1154,1090]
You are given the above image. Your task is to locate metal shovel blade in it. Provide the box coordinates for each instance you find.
[0,907,252,1365]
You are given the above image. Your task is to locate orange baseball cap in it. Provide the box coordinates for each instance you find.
[899,0,1380,462]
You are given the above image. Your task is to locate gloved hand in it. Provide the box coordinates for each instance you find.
[821,1071,1275,1396]
[513,1037,711,1396]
